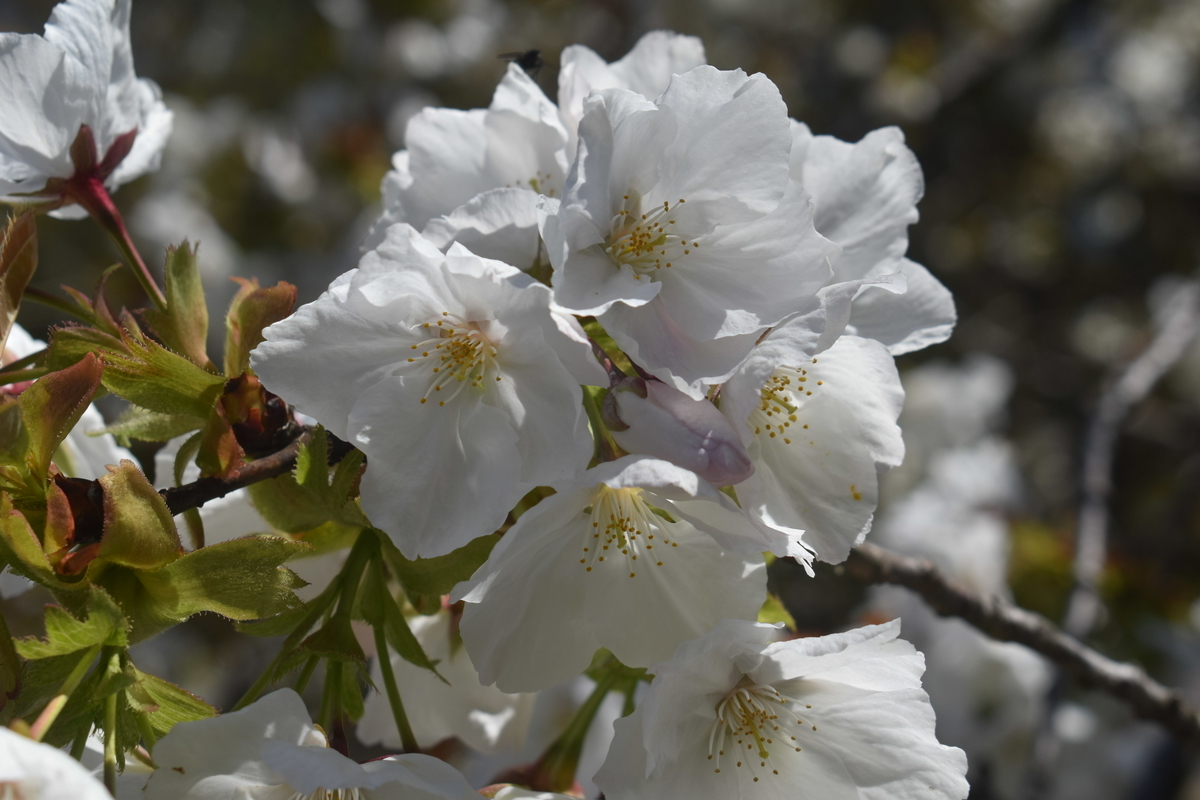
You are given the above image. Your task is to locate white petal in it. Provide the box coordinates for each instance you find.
[422,187,541,269]
[353,375,522,558]
[0,728,111,800]
[791,123,924,282]
[145,689,324,799]
[739,391,880,564]
[847,258,956,355]
[602,296,761,398]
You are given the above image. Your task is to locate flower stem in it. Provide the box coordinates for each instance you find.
[373,621,419,754]
[319,659,341,734]
[294,655,320,694]
[66,176,166,310]
[103,663,119,794]
[582,387,621,463]
[533,671,620,791]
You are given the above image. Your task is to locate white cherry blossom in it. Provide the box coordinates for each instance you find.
[251,224,605,558]
[790,122,955,355]
[0,727,111,800]
[558,30,706,159]
[454,455,768,692]
[364,63,568,268]
[0,0,172,217]
[593,619,969,800]
[544,66,839,397]
[357,607,535,754]
[720,288,905,563]
[490,789,578,800]
[143,689,480,800]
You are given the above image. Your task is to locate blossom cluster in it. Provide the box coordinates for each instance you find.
[248,28,963,799]
[0,4,968,799]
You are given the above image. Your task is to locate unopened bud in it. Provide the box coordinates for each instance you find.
[608,378,753,486]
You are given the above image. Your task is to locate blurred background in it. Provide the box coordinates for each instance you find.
[3,0,1200,797]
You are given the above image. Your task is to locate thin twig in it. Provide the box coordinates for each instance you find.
[160,431,309,515]
[844,542,1200,747]
[1067,282,1200,638]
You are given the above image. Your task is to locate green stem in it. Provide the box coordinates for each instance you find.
[294,655,319,694]
[70,727,89,760]
[373,621,419,753]
[232,576,343,711]
[103,681,119,794]
[318,660,341,734]
[535,671,620,791]
[21,286,83,318]
[333,532,375,621]
[0,366,51,385]
[0,346,46,372]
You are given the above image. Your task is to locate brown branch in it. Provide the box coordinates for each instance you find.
[844,542,1200,747]
[160,431,310,516]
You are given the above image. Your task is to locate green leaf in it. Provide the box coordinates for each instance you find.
[8,650,89,724]
[0,493,56,587]
[0,212,37,356]
[125,666,216,737]
[140,242,212,370]
[19,353,103,481]
[247,428,366,533]
[339,660,365,722]
[300,616,365,662]
[757,593,796,632]
[0,397,28,472]
[98,406,205,446]
[378,530,499,600]
[136,536,309,624]
[95,461,182,572]
[224,278,296,377]
[100,330,226,418]
[44,325,126,372]
[16,588,128,659]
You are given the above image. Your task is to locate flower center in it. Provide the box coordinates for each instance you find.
[402,313,501,407]
[747,361,823,446]
[604,191,697,280]
[579,487,679,578]
[707,680,813,781]
[287,789,364,800]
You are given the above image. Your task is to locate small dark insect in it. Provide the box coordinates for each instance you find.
[498,49,544,78]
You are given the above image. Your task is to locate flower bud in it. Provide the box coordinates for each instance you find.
[608,378,753,486]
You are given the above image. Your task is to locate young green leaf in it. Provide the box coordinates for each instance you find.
[224,278,296,377]
[18,353,103,481]
[15,587,128,660]
[0,212,37,356]
[100,330,226,418]
[141,242,212,370]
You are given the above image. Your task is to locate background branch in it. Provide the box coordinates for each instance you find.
[844,542,1200,747]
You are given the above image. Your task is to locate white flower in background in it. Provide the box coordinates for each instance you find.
[455,455,769,692]
[365,63,568,268]
[0,728,112,800]
[358,607,536,754]
[252,224,605,558]
[593,619,969,800]
[544,66,839,398]
[144,689,481,800]
[0,0,172,217]
[790,122,955,354]
[720,293,905,563]
[557,30,707,159]
[607,376,753,486]
[2,323,134,598]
